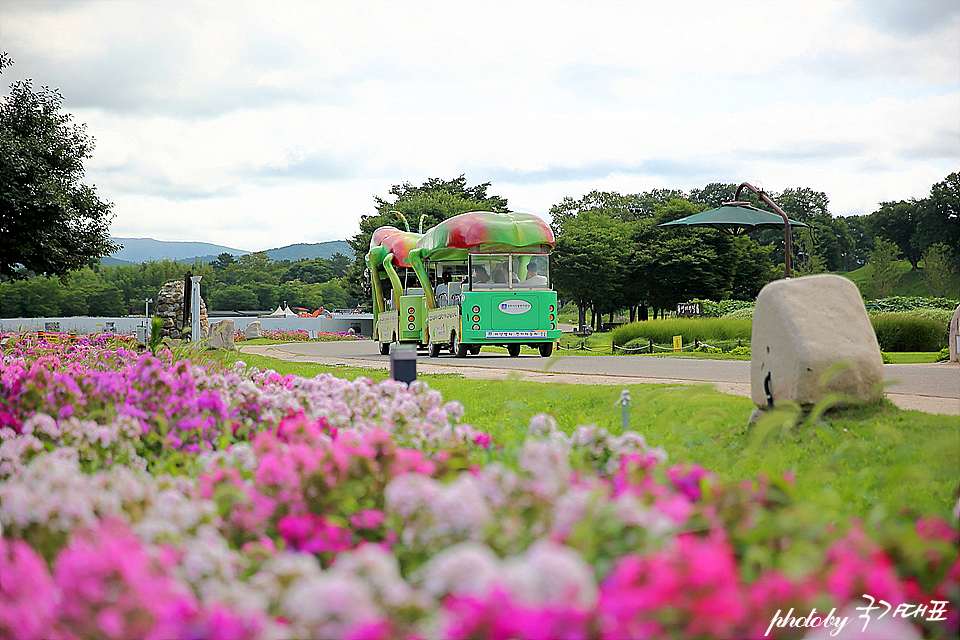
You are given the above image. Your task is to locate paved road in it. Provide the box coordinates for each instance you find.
[239,339,959,416]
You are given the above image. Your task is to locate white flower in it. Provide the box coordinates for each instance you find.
[281,572,382,639]
[417,542,500,599]
[501,540,598,608]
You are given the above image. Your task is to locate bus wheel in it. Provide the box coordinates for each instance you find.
[379,341,390,355]
[428,342,441,358]
[470,345,481,355]
[507,344,521,357]
[538,342,554,357]
[452,333,468,358]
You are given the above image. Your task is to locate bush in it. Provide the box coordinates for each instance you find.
[610,318,752,347]
[728,345,751,356]
[869,296,959,312]
[937,348,950,362]
[870,314,948,352]
[906,308,955,326]
[722,307,755,320]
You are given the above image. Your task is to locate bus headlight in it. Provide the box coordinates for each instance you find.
[408,323,416,330]
[472,324,480,330]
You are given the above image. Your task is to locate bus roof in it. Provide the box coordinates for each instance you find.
[416,211,554,261]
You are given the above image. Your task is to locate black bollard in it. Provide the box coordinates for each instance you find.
[390,344,417,386]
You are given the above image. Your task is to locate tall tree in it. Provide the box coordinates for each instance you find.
[551,213,633,330]
[912,173,960,259]
[0,53,117,278]
[920,243,956,299]
[870,200,922,269]
[867,238,903,298]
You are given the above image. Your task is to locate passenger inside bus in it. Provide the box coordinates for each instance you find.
[525,262,548,285]
[472,265,490,283]
[436,270,452,306]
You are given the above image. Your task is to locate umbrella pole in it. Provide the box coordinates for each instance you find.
[734,182,792,278]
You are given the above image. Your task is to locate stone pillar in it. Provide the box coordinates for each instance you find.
[751,274,884,409]
[950,305,960,363]
[156,280,208,341]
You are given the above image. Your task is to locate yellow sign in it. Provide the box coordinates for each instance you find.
[673,335,682,352]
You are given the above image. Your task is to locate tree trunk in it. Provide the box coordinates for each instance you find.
[578,303,587,330]
[640,305,648,322]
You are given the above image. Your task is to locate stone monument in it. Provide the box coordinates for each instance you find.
[751,274,884,410]
[156,280,208,341]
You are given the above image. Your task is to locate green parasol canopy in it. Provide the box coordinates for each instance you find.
[658,204,809,237]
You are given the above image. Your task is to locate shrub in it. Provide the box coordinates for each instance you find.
[906,308,955,326]
[937,348,950,362]
[610,318,752,346]
[727,346,751,357]
[722,307,755,320]
[869,296,959,312]
[870,314,948,352]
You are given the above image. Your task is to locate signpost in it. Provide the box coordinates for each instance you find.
[676,301,702,317]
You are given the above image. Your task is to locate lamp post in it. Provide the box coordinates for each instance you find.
[144,298,153,317]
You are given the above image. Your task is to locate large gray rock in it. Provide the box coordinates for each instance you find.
[751,274,884,409]
[950,305,960,363]
[244,320,262,340]
[206,319,235,350]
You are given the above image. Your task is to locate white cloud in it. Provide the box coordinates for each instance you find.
[3,0,957,251]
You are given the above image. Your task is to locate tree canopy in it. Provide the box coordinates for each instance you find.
[0,54,117,279]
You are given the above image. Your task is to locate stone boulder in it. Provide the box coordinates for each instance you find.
[751,274,884,409]
[206,319,235,350]
[950,305,959,363]
[244,320,262,340]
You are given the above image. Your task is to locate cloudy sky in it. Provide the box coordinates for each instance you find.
[3,0,958,252]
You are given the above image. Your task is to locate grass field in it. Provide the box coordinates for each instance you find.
[226,350,959,522]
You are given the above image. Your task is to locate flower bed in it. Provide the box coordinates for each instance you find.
[234,329,366,343]
[1,335,957,639]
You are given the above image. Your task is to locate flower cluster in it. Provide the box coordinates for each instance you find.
[234,329,364,342]
[1,337,957,639]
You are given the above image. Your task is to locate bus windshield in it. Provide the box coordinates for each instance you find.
[468,254,550,291]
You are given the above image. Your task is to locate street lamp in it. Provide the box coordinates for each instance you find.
[145,298,153,317]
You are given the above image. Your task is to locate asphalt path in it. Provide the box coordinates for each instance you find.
[238,338,959,417]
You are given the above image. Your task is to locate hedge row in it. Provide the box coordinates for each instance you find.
[610,315,948,352]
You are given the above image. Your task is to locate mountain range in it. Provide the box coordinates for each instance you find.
[104,237,352,265]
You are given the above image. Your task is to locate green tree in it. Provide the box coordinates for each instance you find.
[329,252,351,278]
[551,213,632,330]
[867,237,903,298]
[870,200,922,269]
[282,258,334,285]
[920,243,956,299]
[0,53,117,278]
[913,173,960,259]
[688,183,738,208]
[209,285,258,311]
[347,176,509,300]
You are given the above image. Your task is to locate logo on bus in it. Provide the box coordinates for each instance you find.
[498,300,532,314]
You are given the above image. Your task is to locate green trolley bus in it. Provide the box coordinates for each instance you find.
[367,210,560,357]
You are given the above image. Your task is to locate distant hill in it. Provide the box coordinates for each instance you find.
[107,238,351,265]
[263,241,351,261]
[108,238,249,263]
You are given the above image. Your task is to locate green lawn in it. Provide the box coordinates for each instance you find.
[225,351,959,522]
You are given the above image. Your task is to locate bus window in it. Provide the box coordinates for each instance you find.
[514,256,549,289]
